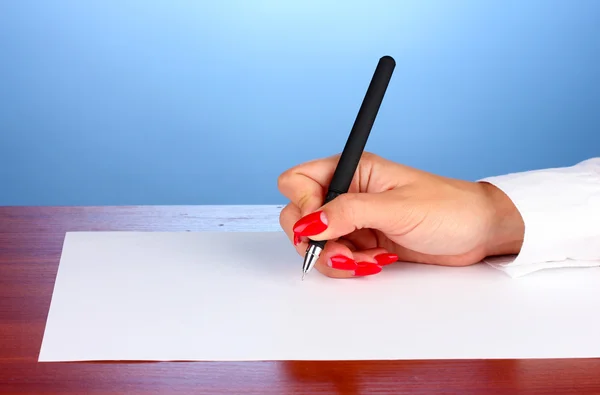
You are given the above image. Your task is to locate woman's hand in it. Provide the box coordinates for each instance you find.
[277,152,525,278]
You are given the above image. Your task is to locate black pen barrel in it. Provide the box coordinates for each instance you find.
[327,55,395,197]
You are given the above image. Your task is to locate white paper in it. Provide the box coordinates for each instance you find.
[39,231,600,362]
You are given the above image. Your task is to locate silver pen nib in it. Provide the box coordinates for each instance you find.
[302,244,323,280]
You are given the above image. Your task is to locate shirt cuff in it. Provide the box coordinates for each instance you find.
[479,158,600,277]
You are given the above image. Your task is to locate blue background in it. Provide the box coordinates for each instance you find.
[1,1,599,206]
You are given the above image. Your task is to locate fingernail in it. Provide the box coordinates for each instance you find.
[327,255,357,270]
[353,262,382,276]
[292,211,328,237]
[293,234,309,246]
[374,253,398,266]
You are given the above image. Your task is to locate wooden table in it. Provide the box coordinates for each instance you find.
[1,205,599,394]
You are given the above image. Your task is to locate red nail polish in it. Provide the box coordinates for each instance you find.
[374,253,398,266]
[328,255,357,270]
[294,235,308,246]
[292,211,328,236]
[354,262,382,276]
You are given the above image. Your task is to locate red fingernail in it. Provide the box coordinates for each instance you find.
[374,253,398,266]
[293,234,308,246]
[292,211,328,237]
[327,255,357,270]
[354,262,382,276]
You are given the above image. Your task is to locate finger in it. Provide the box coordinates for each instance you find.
[277,155,340,216]
[279,203,300,245]
[343,228,380,250]
[286,206,379,252]
[335,237,358,252]
[294,191,405,242]
[315,247,392,279]
[278,152,406,216]
[280,204,360,278]
[354,247,399,266]
[314,240,357,279]
[279,203,313,254]
[350,251,384,277]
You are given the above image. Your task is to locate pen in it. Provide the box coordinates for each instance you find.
[302,55,396,279]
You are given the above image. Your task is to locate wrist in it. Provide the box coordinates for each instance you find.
[479,181,525,257]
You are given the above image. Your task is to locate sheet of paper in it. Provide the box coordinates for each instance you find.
[39,231,600,362]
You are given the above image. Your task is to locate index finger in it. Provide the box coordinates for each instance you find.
[277,155,340,215]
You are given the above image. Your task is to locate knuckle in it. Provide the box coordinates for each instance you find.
[277,167,302,192]
[360,151,379,166]
[276,170,292,191]
[361,151,375,161]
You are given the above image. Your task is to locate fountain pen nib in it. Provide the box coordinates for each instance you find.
[302,272,306,281]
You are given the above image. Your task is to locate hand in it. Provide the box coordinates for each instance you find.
[277,152,525,278]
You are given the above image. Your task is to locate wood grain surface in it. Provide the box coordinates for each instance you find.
[1,205,599,394]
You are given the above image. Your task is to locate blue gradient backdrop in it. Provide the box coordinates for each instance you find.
[1,1,599,205]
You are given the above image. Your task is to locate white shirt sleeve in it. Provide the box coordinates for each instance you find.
[479,158,600,277]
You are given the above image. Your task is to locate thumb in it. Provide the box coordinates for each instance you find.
[292,192,396,241]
